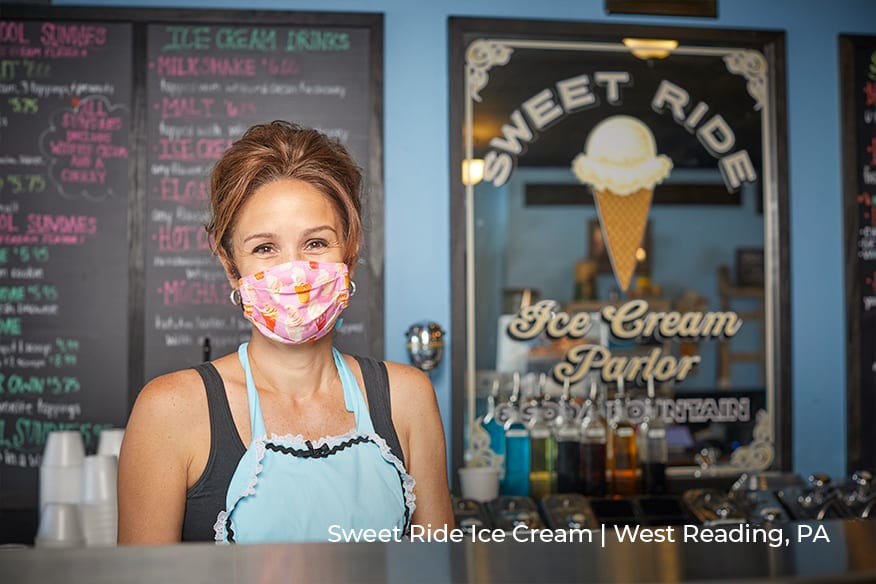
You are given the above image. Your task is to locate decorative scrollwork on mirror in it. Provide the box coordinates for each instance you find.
[449,18,790,482]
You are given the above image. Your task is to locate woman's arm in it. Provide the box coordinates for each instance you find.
[386,363,455,530]
[117,370,202,544]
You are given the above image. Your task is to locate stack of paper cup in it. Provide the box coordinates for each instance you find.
[97,428,125,459]
[39,431,85,509]
[35,503,86,548]
[79,455,118,546]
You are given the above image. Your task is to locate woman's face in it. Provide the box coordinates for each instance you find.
[225,178,345,279]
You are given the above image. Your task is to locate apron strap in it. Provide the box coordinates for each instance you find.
[237,342,267,440]
[333,347,374,434]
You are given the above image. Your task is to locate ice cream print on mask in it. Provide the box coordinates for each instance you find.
[571,115,673,293]
[237,260,351,344]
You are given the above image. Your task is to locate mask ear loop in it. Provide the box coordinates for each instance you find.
[334,279,357,331]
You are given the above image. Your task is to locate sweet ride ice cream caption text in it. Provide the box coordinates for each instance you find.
[327,523,831,546]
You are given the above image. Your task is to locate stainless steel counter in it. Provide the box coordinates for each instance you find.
[2,519,875,583]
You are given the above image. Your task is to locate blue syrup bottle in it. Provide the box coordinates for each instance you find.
[502,372,530,497]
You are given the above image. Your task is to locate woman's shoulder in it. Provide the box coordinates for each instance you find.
[380,361,445,468]
[381,361,438,416]
[337,353,438,417]
[122,366,214,478]
[382,360,431,387]
[131,366,209,423]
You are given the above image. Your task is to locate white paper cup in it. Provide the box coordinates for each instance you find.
[96,428,125,458]
[459,467,500,502]
[40,465,83,506]
[35,503,85,548]
[81,455,118,504]
[42,431,85,467]
[80,502,118,547]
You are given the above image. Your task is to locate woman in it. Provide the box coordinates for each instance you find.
[118,121,454,543]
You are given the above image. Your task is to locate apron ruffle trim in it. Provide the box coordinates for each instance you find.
[365,432,417,521]
[214,436,267,544]
[213,430,416,543]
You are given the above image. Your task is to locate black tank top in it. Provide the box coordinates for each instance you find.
[181,355,404,542]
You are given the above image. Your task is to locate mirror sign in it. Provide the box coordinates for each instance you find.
[467,42,774,470]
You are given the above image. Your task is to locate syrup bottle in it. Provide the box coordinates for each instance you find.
[608,377,638,497]
[579,376,607,496]
[502,372,530,497]
[554,377,582,493]
[528,373,557,501]
[638,376,668,494]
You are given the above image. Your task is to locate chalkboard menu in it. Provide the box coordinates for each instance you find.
[143,22,377,381]
[842,35,876,471]
[0,8,384,518]
[0,19,131,504]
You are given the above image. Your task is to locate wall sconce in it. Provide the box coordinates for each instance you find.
[405,321,446,374]
[462,158,485,186]
[622,38,679,60]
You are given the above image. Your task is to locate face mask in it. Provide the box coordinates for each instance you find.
[237,260,351,344]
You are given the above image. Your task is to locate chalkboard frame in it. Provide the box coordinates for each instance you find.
[841,34,876,474]
[0,5,385,408]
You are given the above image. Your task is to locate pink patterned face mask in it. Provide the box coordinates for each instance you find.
[237,260,351,344]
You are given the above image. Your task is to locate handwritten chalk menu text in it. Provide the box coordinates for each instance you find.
[846,36,876,470]
[143,23,375,381]
[0,19,130,498]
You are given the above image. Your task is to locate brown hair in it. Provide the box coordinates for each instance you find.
[206,121,363,270]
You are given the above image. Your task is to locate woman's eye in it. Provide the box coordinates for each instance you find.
[252,243,274,254]
[305,239,328,250]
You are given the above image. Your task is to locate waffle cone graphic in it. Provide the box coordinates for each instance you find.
[571,115,673,293]
[594,187,652,292]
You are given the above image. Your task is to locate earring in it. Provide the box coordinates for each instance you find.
[230,289,242,305]
[349,280,357,298]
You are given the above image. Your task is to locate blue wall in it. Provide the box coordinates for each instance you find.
[57,0,876,479]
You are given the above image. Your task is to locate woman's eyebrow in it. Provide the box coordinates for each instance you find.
[301,225,338,237]
[242,232,277,244]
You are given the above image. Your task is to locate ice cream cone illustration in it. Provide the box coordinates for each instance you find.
[284,305,305,326]
[572,115,673,292]
[260,304,279,332]
[294,283,312,304]
[266,274,283,303]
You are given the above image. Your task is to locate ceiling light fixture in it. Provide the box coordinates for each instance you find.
[622,38,679,60]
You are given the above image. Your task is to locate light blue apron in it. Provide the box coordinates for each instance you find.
[214,343,415,543]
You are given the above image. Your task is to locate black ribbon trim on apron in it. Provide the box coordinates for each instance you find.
[225,435,411,544]
[265,435,371,459]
